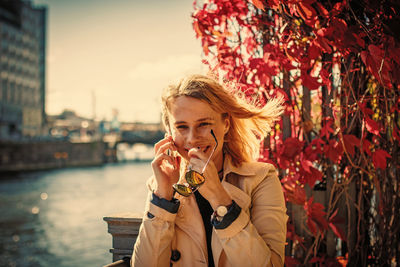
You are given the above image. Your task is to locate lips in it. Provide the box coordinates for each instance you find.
[185,145,211,154]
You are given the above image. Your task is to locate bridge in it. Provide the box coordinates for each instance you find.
[102,130,164,146]
[119,129,165,145]
[102,121,165,145]
[101,129,165,163]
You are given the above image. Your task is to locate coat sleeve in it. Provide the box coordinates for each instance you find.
[214,166,288,266]
[131,186,178,267]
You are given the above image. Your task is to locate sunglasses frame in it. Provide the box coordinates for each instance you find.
[172,130,218,197]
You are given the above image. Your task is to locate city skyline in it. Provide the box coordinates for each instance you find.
[33,0,205,123]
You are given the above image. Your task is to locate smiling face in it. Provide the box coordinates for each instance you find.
[167,96,229,171]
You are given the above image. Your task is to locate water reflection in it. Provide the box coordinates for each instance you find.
[0,162,152,266]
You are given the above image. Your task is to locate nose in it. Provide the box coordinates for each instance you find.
[186,127,200,146]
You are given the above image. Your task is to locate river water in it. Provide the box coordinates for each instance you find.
[0,162,152,267]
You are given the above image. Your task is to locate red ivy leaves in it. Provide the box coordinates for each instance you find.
[342,134,360,157]
[301,71,322,90]
[360,102,382,136]
[296,1,317,26]
[302,165,323,187]
[277,137,304,169]
[304,138,324,161]
[250,0,265,11]
[324,139,343,163]
[285,256,301,267]
[304,197,329,237]
[193,0,398,262]
[372,149,392,169]
[283,179,307,205]
[329,209,347,241]
[368,45,393,87]
[320,119,335,139]
[362,138,372,156]
[281,137,304,159]
[305,198,346,241]
[365,116,381,136]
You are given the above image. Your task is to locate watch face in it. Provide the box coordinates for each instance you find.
[216,205,228,217]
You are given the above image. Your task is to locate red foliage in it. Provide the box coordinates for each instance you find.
[372,149,392,169]
[342,134,360,157]
[285,256,301,267]
[329,209,347,241]
[282,178,307,205]
[280,137,303,159]
[305,197,329,237]
[192,0,399,263]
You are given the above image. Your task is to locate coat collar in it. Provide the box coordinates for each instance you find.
[221,154,255,181]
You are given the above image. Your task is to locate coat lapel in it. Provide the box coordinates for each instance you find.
[211,157,254,266]
[175,194,208,262]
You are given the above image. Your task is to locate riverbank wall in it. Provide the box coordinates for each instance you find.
[0,141,106,172]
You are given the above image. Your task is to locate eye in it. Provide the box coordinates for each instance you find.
[176,125,188,129]
[199,122,211,127]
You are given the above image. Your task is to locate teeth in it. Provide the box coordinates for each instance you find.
[185,146,209,152]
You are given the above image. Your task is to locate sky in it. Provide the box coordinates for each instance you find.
[32,0,205,123]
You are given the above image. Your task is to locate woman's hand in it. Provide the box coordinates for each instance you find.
[188,148,232,210]
[152,135,181,200]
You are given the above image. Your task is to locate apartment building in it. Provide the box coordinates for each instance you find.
[0,0,46,139]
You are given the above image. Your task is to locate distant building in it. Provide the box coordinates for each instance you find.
[47,109,96,141]
[0,0,47,139]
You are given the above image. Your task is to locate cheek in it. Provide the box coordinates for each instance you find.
[171,134,185,150]
[171,134,191,160]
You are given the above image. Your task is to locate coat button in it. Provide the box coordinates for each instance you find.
[171,250,181,262]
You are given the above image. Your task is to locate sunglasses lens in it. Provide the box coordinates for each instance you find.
[185,170,205,187]
[172,183,193,197]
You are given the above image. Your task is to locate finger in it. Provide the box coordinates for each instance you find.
[155,140,176,156]
[174,155,181,170]
[154,137,171,154]
[154,134,175,151]
[152,152,175,168]
[161,133,179,150]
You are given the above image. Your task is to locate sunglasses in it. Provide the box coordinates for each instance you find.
[172,130,218,197]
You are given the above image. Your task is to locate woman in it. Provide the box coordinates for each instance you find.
[132,74,288,267]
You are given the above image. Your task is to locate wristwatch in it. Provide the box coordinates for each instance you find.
[213,202,233,222]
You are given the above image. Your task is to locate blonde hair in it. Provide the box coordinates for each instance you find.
[161,74,284,166]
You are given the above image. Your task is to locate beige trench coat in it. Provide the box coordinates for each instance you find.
[132,155,288,267]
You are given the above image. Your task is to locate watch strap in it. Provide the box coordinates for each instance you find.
[150,192,180,214]
[211,200,241,229]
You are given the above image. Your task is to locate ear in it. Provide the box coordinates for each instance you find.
[223,115,230,135]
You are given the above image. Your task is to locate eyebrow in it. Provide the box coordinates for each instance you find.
[174,117,215,125]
